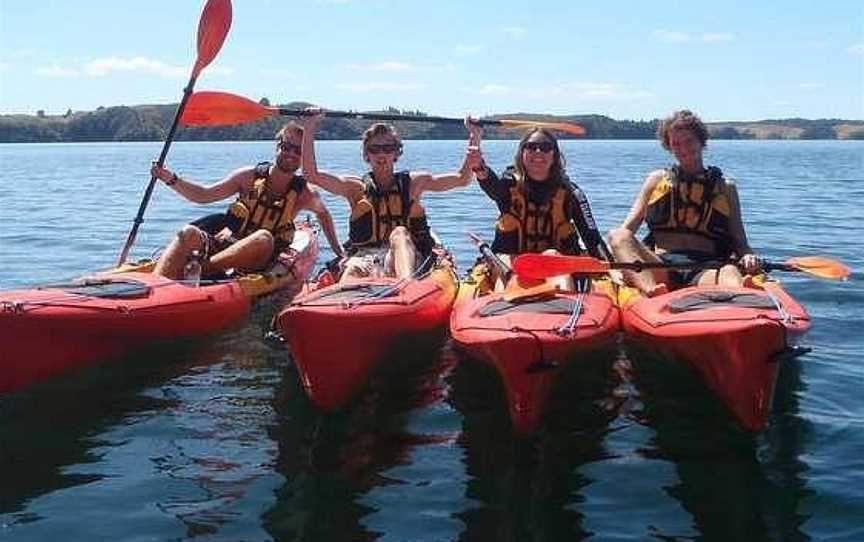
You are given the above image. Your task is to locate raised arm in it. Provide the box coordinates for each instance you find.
[410,117,484,195]
[302,187,346,258]
[301,111,364,200]
[151,162,252,204]
[618,169,665,233]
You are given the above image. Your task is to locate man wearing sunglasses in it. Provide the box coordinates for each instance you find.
[150,122,344,279]
[301,111,475,281]
[465,121,611,290]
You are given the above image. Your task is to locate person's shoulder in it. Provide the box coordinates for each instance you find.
[708,166,736,188]
[228,165,258,187]
[646,167,667,180]
[643,168,668,187]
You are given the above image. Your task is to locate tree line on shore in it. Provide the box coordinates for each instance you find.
[2,101,862,143]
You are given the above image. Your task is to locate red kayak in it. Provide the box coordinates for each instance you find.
[277,252,458,411]
[0,224,318,393]
[620,277,811,431]
[450,268,621,434]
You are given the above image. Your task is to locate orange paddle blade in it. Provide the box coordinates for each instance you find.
[497,119,586,136]
[192,0,232,78]
[181,91,275,126]
[785,256,851,280]
[512,254,610,279]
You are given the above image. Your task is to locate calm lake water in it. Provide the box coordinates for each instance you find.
[1,139,862,541]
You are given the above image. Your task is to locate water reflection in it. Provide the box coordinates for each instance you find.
[0,342,202,517]
[631,348,810,541]
[0,325,285,540]
[263,334,456,542]
[449,346,621,541]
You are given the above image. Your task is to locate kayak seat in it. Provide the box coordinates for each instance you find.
[39,278,152,299]
[479,297,583,317]
[311,283,398,302]
[668,291,777,313]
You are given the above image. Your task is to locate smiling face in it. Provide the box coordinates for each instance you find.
[518,131,557,181]
[275,129,303,173]
[658,110,708,173]
[361,123,403,179]
[667,127,704,171]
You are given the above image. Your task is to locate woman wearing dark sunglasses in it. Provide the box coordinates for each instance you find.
[301,111,475,281]
[149,122,344,279]
[465,121,612,290]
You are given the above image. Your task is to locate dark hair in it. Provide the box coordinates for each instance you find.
[513,128,566,182]
[657,110,709,150]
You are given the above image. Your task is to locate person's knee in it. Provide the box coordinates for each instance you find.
[177,225,206,250]
[389,226,411,244]
[718,263,743,285]
[248,230,275,251]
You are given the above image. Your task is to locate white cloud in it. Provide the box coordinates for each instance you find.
[36,65,80,77]
[84,57,186,77]
[345,60,457,74]
[702,33,734,42]
[465,81,651,101]
[799,82,827,90]
[557,82,652,99]
[454,44,483,55]
[501,26,526,38]
[849,44,864,56]
[0,62,10,73]
[260,68,298,79]
[338,81,427,92]
[34,57,233,79]
[475,84,518,95]
[804,40,829,50]
[346,61,417,73]
[653,30,734,43]
[653,30,690,43]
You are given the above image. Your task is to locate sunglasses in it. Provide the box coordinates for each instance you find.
[278,141,302,154]
[366,143,399,155]
[523,141,555,153]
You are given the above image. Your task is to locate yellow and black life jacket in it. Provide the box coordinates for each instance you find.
[645,166,733,256]
[226,161,305,250]
[347,171,434,255]
[492,174,579,254]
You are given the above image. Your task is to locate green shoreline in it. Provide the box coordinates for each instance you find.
[2,102,863,143]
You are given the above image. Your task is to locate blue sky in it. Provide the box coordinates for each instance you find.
[1,0,862,121]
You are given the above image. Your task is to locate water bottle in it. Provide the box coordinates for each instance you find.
[183,250,203,286]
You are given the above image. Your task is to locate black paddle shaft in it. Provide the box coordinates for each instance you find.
[276,108,507,128]
[116,77,198,265]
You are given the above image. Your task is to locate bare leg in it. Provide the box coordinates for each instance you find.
[717,263,744,287]
[209,229,274,273]
[340,256,369,284]
[154,225,207,279]
[608,228,669,296]
[388,226,417,279]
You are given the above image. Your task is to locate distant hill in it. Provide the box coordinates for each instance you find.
[2,102,862,143]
